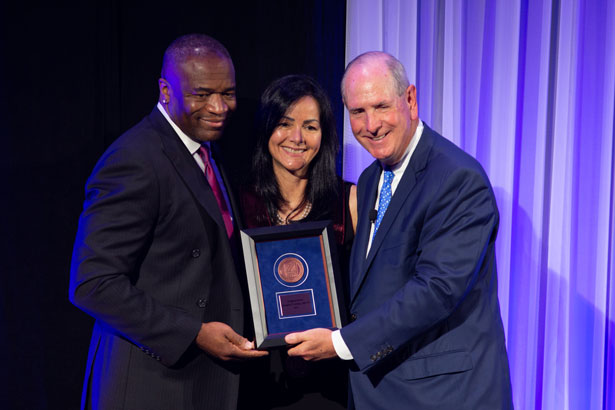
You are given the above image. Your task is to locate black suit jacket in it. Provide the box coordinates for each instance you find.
[69,107,245,410]
[341,125,513,409]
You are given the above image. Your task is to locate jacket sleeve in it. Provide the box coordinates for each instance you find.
[68,143,202,367]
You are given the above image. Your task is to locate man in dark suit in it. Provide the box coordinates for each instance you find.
[285,51,513,409]
[69,34,266,410]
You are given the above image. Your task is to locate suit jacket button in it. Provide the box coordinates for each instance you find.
[196,298,208,308]
[191,249,201,258]
[350,313,357,322]
[370,354,377,362]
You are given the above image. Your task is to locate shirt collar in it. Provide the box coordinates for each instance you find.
[382,119,424,175]
[157,102,208,155]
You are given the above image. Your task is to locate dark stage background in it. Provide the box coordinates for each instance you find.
[0,2,346,408]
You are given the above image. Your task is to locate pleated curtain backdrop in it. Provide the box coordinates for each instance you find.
[343,1,615,409]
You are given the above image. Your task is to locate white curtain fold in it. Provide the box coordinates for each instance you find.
[343,1,615,408]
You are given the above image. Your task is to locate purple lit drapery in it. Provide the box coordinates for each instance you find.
[343,1,615,409]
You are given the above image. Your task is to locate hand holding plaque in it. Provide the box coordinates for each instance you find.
[285,328,337,361]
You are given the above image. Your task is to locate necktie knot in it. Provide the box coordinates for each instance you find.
[383,169,394,184]
[199,144,211,159]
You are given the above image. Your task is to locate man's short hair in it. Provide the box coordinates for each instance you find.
[341,51,409,102]
[161,34,232,77]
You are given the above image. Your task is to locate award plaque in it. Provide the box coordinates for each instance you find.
[240,221,343,349]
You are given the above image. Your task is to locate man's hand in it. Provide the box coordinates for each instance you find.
[285,328,337,361]
[195,322,268,361]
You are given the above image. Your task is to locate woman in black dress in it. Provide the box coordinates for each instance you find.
[239,74,357,409]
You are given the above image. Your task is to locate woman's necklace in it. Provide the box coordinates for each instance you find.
[275,202,312,225]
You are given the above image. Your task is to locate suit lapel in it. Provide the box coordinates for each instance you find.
[149,109,228,234]
[211,143,242,231]
[349,161,380,299]
[350,127,435,304]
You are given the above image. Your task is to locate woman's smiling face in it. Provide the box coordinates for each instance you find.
[269,96,322,178]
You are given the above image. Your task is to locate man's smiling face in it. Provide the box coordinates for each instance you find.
[344,59,418,166]
[160,53,237,142]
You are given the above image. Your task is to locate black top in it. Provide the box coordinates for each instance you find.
[237,178,354,410]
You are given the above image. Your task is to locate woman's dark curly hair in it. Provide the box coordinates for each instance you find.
[251,74,339,223]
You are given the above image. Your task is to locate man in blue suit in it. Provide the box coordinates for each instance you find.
[286,51,513,409]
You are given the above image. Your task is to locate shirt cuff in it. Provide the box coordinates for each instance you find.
[331,329,353,360]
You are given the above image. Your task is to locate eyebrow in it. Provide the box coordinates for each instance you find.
[192,86,236,93]
[280,116,320,124]
[347,100,389,111]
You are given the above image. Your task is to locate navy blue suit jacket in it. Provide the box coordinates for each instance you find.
[341,125,513,409]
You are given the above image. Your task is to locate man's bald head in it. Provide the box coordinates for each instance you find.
[161,34,232,79]
[341,51,409,104]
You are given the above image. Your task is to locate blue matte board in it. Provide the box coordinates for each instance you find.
[255,235,334,335]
